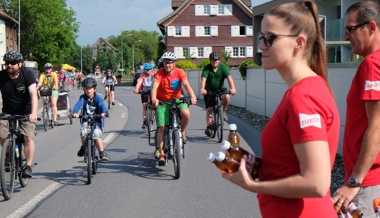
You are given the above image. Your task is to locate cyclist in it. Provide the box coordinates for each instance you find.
[101,69,117,105]
[134,63,155,129]
[151,52,197,166]
[200,52,236,137]
[76,71,84,87]
[72,77,109,162]
[37,63,59,126]
[0,51,38,178]
[58,69,68,91]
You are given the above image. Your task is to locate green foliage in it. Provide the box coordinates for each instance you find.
[351,55,364,62]
[239,60,258,80]
[220,50,232,67]
[115,73,122,78]
[175,60,197,70]
[197,59,210,69]
[96,44,117,73]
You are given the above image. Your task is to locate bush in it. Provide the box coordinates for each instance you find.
[115,73,122,78]
[175,60,197,70]
[197,59,210,69]
[239,60,258,80]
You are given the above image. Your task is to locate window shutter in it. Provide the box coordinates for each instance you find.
[204,47,212,58]
[182,26,190,37]
[174,47,183,58]
[210,5,217,15]
[246,46,253,57]
[231,26,239,36]
[224,4,232,15]
[189,47,198,58]
[195,5,203,15]
[195,26,204,36]
[246,26,253,36]
[210,26,218,36]
[167,26,175,36]
[224,47,233,57]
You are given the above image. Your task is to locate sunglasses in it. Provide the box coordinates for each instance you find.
[164,61,174,65]
[257,32,298,47]
[344,21,369,34]
[5,61,18,66]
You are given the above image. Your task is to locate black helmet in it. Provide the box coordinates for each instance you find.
[81,77,97,88]
[209,52,220,60]
[3,50,23,62]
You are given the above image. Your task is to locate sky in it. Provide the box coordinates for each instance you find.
[66,0,270,46]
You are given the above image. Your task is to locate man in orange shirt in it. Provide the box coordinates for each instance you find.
[151,52,197,166]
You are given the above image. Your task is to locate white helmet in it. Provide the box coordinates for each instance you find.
[161,52,176,61]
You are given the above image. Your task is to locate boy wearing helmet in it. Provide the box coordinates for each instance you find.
[101,69,117,105]
[72,77,109,162]
[151,52,197,165]
[134,63,155,129]
[201,52,236,136]
[37,63,59,126]
[0,51,38,178]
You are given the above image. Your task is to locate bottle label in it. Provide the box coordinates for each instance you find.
[246,164,253,174]
[246,153,256,165]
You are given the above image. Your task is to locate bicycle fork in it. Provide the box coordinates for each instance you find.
[168,128,182,156]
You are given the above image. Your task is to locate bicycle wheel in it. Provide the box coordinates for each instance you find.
[108,98,111,110]
[211,109,217,139]
[43,104,48,131]
[1,139,15,200]
[86,139,92,184]
[18,143,29,187]
[216,106,224,143]
[173,130,181,179]
[68,108,73,125]
[146,105,152,144]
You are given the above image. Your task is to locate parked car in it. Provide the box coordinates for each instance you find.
[133,72,141,86]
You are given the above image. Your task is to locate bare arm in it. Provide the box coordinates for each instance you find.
[151,81,159,107]
[182,80,197,105]
[28,84,38,122]
[200,77,207,95]
[134,79,143,93]
[226,75,236,95]
[223,140,331,198]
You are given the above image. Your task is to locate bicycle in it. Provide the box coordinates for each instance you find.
[76,78,82,89]
[157,97,191,179]
[71,113,108,184]
[206,90,230,143]
[40,87,54,131]
[0,114,40,200]
[139,90,156,145]
[104,84,114,110]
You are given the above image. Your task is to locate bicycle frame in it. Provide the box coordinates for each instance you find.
[207,90,229,142]
[105,84,113,109]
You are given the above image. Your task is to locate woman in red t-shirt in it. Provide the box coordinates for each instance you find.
[222,1,340,218]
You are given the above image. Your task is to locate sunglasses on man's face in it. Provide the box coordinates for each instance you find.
[5,62,18,66]
[344,21,369,34]
[257,32,298,47]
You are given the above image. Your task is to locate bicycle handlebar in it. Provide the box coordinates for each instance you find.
[207,90,230,96]
[158,96,195,106]
[0,114,41,121]
[70,113,109,119]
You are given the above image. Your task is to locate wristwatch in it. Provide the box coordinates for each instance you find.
[347,176,361,187]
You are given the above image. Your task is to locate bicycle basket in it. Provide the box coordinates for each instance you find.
[40,86,52,96]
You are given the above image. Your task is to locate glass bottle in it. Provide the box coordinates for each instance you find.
[227,124,240,146]
[214,151,241,173]
[207,153,229,173]
[220,140,262,179]
[336,202,363,218]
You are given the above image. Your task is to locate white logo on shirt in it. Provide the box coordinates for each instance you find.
[365,80,380,91]
[299,114,321,129]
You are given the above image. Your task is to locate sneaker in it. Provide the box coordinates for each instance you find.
[104,96,107,100]
[23,165,32,178]
[182,131,187,144]
[54,121,58,126]
[223,111,228,121]
[204,126,212,137]
[77,146,85,157]
[154,149,160,159]
[99,151,108,163]
[158,155,166,166]
[112,102,115,106]
[141,122,147,129]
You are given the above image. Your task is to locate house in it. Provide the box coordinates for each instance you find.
[91,37,117,62]
[157,0,253,66]
[252,0,380,64]
[0,9,18,65]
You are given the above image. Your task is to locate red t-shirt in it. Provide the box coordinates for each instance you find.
[154,67,187,101]
[343,50,380,186]
[259,76,340,218]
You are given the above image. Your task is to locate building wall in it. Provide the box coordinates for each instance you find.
[0,19,18,65]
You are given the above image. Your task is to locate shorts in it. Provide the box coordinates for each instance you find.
[156,99,188,127]
[0,119,37,139]
[351,185,380,218]
[51,90,59,99]
[141,92,150,103]
[204,88,227,108]
[105,85,115,92]
[80,122,103,139]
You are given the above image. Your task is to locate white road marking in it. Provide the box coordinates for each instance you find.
[121,112,126,118]
[118,102,123,106]
[103,132,115,143]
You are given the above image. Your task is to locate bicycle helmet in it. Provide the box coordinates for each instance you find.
[3,50,23,62]
[44,63,53,68]
[209,52,220,60]
[161,52,176,61]
[144,63,153,70]
[81,77,97,88]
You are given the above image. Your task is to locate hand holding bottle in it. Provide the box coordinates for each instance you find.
[221,155,256,191]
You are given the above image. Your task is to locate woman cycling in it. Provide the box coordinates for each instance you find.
[101,69,117,105]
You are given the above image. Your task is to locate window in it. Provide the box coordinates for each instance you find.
[183,47,189,58]
[204,27,210,36]
[226,46,253,57]
[167,26,190,37]
[175,26,181,36]
[195,26,218,36]
[204,5,210,15]
[218,5,224,14]
[231,25,253,36]
[174,46,212,58]
[198,47,204,57]
[195,4,232,16]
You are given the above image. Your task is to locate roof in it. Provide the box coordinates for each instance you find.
[157,0,253,35]
[91,37,117,51]
[0,9,19,24]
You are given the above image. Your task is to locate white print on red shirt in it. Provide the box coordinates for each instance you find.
[299,113,321,129]
[365,80,380,91]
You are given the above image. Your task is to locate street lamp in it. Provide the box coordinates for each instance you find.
[132,40,142,71]
[121,33,132,74]
[80,23,94,73]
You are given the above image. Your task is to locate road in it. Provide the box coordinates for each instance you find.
[0,79,262,218]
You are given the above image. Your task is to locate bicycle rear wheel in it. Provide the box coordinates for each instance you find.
[18,143,29,187]
[68,108,73,125]
[216,106,224,143]
[173,130,181,179]
[43,104,48,131]
[1,139,15,200]
[86,139,92,184]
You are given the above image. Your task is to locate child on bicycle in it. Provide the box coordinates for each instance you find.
[134,63,155,129]
[72,77,109,162]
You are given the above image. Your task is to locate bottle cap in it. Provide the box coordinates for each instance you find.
[220,140,231,151]
[215,151,226,162]
[229,124,237,131]
[207,153,216,162]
